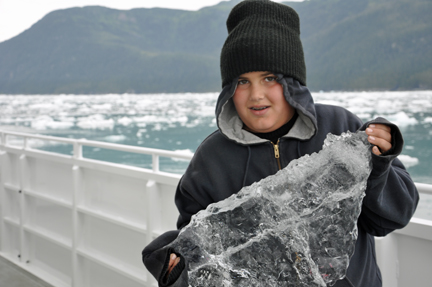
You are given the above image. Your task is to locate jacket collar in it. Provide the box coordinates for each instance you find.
[215,75,318,145]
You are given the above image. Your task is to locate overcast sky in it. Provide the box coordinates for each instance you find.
[0,0,301,43]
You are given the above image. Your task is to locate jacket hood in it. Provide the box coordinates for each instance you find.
[215,74,318,145]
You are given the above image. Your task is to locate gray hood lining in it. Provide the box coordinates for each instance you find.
[217,75,317,145]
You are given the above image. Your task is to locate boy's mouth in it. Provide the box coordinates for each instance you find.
[250,106,269,111]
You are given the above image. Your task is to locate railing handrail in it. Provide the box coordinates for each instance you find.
[1,129,431,193]
[0,130,194,172]
[415,182,432,196]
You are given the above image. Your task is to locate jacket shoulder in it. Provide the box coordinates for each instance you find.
[315,104,363,132]
[184,129,243,182]
[194,129,239,156]
[199,130,228,147]
[315,103,359,119]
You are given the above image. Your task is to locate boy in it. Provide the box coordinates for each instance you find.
[143,1,418,286]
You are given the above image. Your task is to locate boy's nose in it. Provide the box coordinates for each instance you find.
[249,85,265,101]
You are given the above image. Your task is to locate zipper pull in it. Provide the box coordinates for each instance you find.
[273,143,280,159]
[273,140,282,170]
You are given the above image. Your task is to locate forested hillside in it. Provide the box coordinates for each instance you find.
[0,0,430,94]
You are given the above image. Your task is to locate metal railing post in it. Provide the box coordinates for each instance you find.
[73,140,83,159]
[145,180,162,242]
[152,154,159,172]
[23,137,28,150]
[72,138,83,286]
[71,164,81,287]
[18,154,29,264]
[0,148,6,254]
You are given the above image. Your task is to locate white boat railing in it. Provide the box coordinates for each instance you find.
[0,130,431,287]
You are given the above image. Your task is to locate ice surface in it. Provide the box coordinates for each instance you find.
[384,111,418,127]
[398,155,419,168]
[168,131,372,286]
[1,92,431,132]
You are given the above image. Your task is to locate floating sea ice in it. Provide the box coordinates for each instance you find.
[117,116,133,126]
[385,111,418,127]
[169,131,372,287]
[398,155,419,168]
[423,117,432,124]
[76,114,114,130]
[31,115,74,130]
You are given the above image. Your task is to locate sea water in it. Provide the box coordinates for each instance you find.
[0,91,431,219]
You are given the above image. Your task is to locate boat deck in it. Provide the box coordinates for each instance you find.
[1,130,431,287]
[0,256,53,287]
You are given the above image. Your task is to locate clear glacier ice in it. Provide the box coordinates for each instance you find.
[168,131,372,286]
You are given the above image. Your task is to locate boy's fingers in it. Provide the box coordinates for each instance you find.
[366,124,393,155]
[169,254,177,267]
[368,135,392,154]
[366,125,392,143]
[369,123,391,132]
[167,254,177,275]
[372,146,382,156]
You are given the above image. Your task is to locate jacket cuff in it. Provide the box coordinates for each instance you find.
[360,117,404,174]
[360,117,403,157]
[159,248,187,287]
[142,230,180,283]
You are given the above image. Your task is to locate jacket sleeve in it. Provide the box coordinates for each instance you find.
[175,176,207,230]
[174,133,231,230]
[357,117,419,237]
[142,230,188,287]
[142,133,228,286]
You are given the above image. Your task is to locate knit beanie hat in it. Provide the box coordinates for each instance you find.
[220,0,306,87]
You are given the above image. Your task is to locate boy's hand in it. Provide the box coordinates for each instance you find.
[365,124,392,156]
[166,253,180,277]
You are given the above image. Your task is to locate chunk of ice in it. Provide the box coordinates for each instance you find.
[169,131,372,286]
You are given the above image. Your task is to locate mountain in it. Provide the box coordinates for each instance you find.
[291,0,432,91]
[0,0,430,94]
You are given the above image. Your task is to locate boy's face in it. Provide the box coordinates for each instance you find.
[233,71,295,134]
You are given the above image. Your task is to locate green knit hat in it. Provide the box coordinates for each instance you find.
[220,0,306,87]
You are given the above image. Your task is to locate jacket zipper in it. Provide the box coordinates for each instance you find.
[272,140,282,170]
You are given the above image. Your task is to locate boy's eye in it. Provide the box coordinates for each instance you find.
[265,76,277,82]
[238,79,249,85]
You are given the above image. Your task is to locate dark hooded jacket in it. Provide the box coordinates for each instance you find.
[142,76,419,287]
